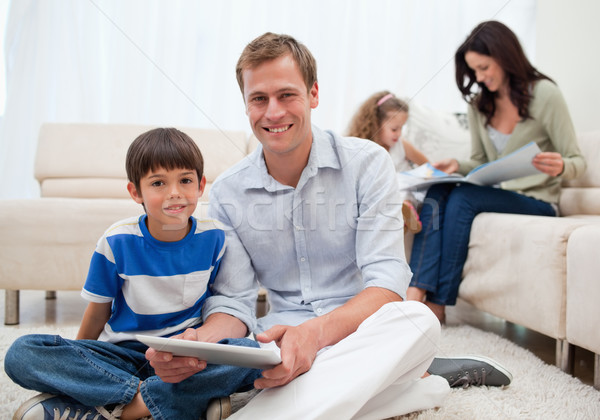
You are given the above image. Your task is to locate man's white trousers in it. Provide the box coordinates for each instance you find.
[231,300,450,419]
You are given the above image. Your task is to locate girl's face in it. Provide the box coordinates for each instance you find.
[376,111,408,151]
[464,51,508,93]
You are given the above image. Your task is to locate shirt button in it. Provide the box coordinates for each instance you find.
[300,257,306,262]
[316,308,323,314]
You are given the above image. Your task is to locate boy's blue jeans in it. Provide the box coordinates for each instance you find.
[4,334,262,420]
[409,182,556,306]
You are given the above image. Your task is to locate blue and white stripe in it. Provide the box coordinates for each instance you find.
[82,214,225,343]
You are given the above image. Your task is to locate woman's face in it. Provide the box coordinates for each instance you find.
[464,51,508,93]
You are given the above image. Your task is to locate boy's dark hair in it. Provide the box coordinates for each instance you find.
[126,127,204,191]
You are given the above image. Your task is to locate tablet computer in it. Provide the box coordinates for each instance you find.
[136,334,281,370]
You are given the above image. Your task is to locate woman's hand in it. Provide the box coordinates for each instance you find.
[433,158,459,174]
[532,152,564,177]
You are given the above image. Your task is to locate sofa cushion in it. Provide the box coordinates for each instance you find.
[562,130,600,189]
[558,187,600,216]
[566,224,600,354]
[35,123,248,199]
[0,198,141,291]
[460,212,600,339]
[559,131,600,216]
[401,100,471,163]
[0,196,212,292]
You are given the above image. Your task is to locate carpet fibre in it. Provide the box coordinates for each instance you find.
[1,324,599,419]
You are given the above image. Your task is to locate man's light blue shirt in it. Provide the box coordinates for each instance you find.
[204,125,411,333]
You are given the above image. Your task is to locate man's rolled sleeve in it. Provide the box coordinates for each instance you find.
[355,146,412,299]
[203,191,260,333]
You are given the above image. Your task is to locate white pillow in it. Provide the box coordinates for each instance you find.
[396,100,471,163]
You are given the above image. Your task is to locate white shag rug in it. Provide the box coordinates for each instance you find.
[1,324,599,419]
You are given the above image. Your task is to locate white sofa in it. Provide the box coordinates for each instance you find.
[402,106,600,386]
[0,123,249,325]
[1,122,599,388]
[458,130,600,376]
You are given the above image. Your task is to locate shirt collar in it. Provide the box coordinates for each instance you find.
[243,125,341,192]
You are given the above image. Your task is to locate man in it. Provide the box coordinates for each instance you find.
[149,32,511,419]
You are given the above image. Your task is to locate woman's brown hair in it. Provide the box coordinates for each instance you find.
[455,20,552,125]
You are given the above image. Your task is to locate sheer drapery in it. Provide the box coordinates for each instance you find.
[0,0,536,199]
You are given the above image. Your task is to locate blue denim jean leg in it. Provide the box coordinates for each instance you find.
[4,334,262,420]
[409,182,556,306]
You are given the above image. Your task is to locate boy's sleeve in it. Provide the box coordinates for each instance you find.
[81,236,122,303]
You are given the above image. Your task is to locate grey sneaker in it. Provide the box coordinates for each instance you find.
[206,396,232,420]
[427,356,513,388]
[13,393,124,420]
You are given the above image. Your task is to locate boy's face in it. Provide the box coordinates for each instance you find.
[242,54,319,160]
[127,167,205,242]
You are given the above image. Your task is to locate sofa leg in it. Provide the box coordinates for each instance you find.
[4,290,19,325]
[256,288,269,319]
[555,339,574,373]
[595,354,600,390]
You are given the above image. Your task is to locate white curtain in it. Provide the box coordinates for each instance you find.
[0,0,536,199]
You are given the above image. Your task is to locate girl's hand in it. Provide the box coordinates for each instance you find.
[433,158,459,174]
[532,152,564,177]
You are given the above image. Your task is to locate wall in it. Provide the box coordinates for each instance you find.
[536,0,600,132]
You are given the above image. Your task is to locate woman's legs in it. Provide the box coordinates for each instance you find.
[408,183,555,320]
[408,183,456,302]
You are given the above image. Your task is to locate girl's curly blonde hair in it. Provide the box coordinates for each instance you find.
[347,91,409,144]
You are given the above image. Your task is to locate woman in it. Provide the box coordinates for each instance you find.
[407,20,586,322]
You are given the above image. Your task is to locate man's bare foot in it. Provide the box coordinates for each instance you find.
[424,300,446,324]
[406,286,426,302]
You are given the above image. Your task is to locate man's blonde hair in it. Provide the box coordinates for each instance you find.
[236,32,317,95]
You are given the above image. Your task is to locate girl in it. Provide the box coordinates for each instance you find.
[347,91,429,233]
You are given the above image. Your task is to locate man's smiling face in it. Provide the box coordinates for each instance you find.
[242,54,319,159]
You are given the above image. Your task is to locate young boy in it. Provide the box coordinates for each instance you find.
[5,127,261,420]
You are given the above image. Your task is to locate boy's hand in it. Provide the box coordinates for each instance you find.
[145,328,207,383]
[145,314,248,383]
[253,324,319,389]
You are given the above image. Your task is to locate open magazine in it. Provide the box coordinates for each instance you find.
[397,141,543,189]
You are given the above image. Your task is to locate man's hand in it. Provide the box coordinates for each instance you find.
[254,323,320,389]
[145,328,206,383]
